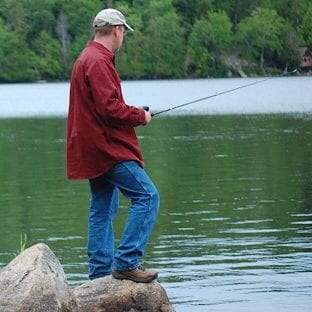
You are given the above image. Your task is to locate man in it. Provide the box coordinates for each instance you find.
[66,8,159,283]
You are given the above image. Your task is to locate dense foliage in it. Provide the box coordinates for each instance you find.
[0,0,311,82]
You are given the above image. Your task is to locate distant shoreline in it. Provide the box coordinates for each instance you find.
[0,69,310,85]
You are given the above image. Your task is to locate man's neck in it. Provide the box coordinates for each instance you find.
[94,37,115,54]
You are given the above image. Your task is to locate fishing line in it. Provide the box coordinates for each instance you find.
[149,69,297,117]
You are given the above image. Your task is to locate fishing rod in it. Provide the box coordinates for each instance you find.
[147,69,297,117]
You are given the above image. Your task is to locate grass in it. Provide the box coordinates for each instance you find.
[17,233,28,255]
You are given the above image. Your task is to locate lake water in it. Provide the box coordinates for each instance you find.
[0,76,311,117]
[0,77,311,311]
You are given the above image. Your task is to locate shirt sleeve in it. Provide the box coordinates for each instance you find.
[86,59,146,127]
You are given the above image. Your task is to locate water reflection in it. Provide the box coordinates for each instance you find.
[0,115,311,311]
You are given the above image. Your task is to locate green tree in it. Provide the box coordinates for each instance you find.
[55,0,101,38]
[115,1,144,30]
[278,23,301,71]
[118,0,185,78]
[32,31,63,80]
[301,4,312,48]
[55,0,102,70]
[187,10,233,77]
[0,0,309,81]
[214,0,259,28]
[23,0,55,41]
[260,0,311,29]
[172,0,214,37]
[0,0,29,35]
[0,19,39,82]
[236,8,284,68]
[172,0,214,24]
[144,7,185,77]
[114,1,146,77]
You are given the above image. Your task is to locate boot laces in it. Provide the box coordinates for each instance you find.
[137,265,146,271]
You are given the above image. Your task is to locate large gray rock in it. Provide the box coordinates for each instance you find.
[0,243,70,312]
[70,276,175,312]
[0,243,175,311]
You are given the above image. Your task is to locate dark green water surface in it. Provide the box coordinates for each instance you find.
[0,115,311,311]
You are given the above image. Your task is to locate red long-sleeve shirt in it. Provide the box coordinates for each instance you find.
[66,41,146,179]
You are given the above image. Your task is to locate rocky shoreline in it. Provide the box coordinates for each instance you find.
[0,243,175,312]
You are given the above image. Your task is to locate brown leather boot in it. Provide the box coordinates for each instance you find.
[112,265,158,283]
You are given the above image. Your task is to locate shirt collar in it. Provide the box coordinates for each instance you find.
[87,40,114,62]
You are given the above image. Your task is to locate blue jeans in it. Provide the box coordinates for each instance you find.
[88,160,159,280]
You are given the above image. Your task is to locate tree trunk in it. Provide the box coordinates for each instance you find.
[260,47,264,68]
[55,10,70,68]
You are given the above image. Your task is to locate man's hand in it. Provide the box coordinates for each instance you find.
[144,110,152,125]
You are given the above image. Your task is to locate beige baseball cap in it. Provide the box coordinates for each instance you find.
[93,8,134,32]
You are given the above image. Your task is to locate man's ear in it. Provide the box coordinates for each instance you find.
[113,26,120,37]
